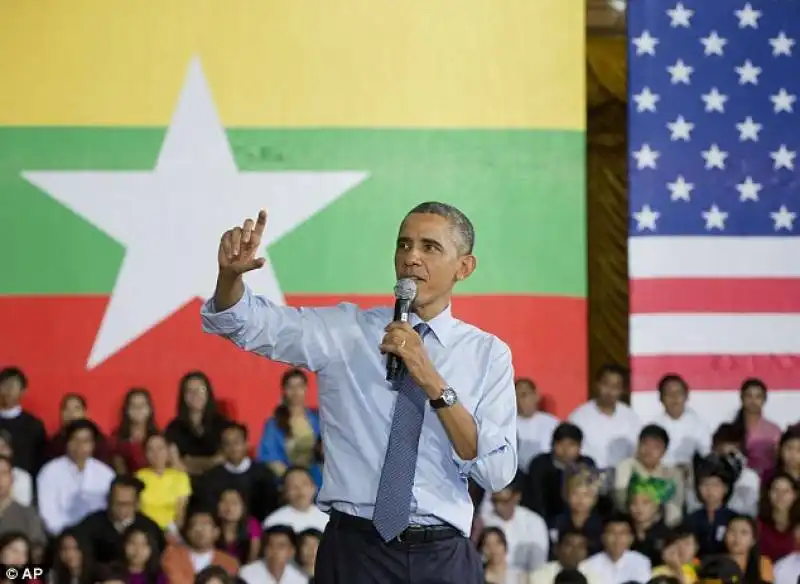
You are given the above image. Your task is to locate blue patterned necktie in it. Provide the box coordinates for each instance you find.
[372,322,430,542]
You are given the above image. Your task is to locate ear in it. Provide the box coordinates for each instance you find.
[455,254,477,281]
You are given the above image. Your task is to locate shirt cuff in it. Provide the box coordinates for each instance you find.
[200,285,253,334]
[453,418,511,476]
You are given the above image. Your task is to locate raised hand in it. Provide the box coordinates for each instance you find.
[218,210,268,276]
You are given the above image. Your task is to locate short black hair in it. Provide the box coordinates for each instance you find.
[552,422,584,445]
[713,423,744,447]
[263,524,297,548]
[639,424,670,448]
[405,201,475,255]
[281,368,308,388]
[657,374,688,397]
[558,528,587,546]
[603,511,634,533]
[0,367,27,390]
[554,569,588,584]
[223,421,248,441]
[64,419,100,442]
[111,475,145,495]
[595,363,630,390]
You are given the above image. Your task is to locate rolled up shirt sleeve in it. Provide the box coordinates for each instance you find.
[455,339,518,493]
[200,284,345,373]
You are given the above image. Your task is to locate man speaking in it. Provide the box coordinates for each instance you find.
[202,202,517,583]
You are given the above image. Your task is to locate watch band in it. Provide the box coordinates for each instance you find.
[430,387,457,409]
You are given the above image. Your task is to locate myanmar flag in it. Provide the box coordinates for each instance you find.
[0,1,586,433]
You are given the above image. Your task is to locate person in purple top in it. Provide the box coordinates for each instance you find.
[103,526,166,584]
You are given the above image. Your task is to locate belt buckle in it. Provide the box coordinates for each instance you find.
[395,530,407,543]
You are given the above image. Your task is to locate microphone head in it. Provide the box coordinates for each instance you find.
[394,278,417,301]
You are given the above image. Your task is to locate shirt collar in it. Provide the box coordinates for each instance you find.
[224,457,252,474]
[0,406,22,419]
[409,304,457,347]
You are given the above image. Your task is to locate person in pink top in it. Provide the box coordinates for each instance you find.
[732,378,782,478]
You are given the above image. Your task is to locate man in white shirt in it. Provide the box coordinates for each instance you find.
[240,525,308,584]
[516,378,560,472]
[582,513,651,584]
[649,375,712,467]
[774,530,800,584]
[568,365,641,468]
[685,423,760,516]
[530,530,603,584]
[36,419,115,535]
[264,467,329,532]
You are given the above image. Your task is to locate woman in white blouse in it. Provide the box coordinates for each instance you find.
[478,527,529,584]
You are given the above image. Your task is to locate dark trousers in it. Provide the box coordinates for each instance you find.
[315,511,485,584]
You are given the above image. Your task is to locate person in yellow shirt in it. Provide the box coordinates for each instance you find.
[652,526,699,583]
[136,433,192,539]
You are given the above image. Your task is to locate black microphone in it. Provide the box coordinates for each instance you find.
[386,278,418,382]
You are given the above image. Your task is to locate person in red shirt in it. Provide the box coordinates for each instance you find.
[112,388,159,475]
[757,471,800,562]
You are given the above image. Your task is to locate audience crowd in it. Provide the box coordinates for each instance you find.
[0,362,798,584]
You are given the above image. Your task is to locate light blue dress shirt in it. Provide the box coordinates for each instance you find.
[201,285,518,536]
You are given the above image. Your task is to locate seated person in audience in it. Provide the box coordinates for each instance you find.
[686,424,760,517]
[568,364,641,469]
[722,514,774,582]
[695,556,745,584]
[614,425,684,526]
[0,456,46,560]
[516,378,560,473]
[731,378,782,479]
[215,488,261,564]
[627,473,674,565]
[136,433,192,537]
[295,528,321,581]
[548,464,606,559]
[0,367,47,476]
[165,372,229,477]
[522,422,595,523]
[651,526,699,583]
[239,525,307,584]
[106,525,167,584]
[197,422,279,523]
[194,565,237,584]
[50,529,100,584]
[0,430,32,506]
[530,530,603,584]
[582,513,651,584]
[649,375,712,468]
[46,393,112,464]
[685,452,739,557]
[264,467,328,533]
[477,527,528,584]
[758,472,799,563]
[160,507,239,584]
[74,475,165,569]
[772,427,800,484]
[37,419,115,536]
[773,524,800,584]
[112,388,159,475]
[0,532,36,575]
[481,472,549,572]
[256,369,322,488]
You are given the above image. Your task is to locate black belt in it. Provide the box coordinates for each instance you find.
[329,510,461,544]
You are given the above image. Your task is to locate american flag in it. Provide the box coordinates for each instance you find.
[627,1,800,428]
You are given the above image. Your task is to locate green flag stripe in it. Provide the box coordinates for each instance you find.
[0,128,585,296]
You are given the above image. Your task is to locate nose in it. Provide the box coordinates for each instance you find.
[403,246,423,266]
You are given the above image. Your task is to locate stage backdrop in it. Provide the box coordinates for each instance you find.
[0,1,587,435]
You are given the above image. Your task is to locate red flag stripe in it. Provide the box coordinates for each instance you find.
[630,278,800,314]
[631,354,800,392]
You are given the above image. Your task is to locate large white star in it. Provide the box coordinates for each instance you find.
[700,31,727,56]
[771,206,796,231]
[702,144,728,169]
[667,116,694,141]
[632,205,660,232]
[667,3,694,27]
[633,87,660,112]
[735,60,761,85]
[667,175,694,201]
[22,58,369,369]
[735,3,761,28]
[771,145,797,170]
[632,30,659,56]
[702,205,728,231]
[736,177,762,202]
[736,116,762,141]
[702,88,728,113]
[632,144,660,170]
[667,59,694,84]
[770,32,795,56]
[771,89,796,113]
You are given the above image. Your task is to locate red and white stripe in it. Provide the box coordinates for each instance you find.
[629,236,800,429]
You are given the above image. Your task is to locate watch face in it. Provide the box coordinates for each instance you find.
[442,387,457,406]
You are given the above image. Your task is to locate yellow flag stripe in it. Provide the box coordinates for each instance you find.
[0,0,584,129]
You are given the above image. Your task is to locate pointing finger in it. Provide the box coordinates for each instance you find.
[221,231,233,260]
[241,218,255,245]
[253,209,268,237]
